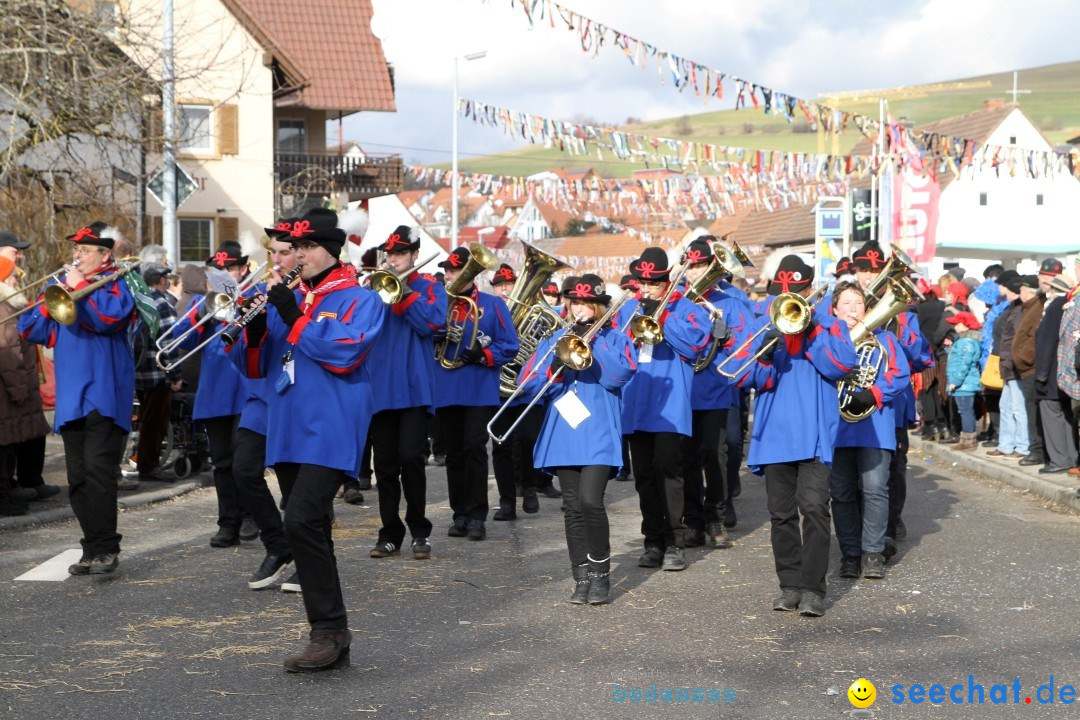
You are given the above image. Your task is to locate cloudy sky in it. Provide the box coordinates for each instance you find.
[343,0,1080,168]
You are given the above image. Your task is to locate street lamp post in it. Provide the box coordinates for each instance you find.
[451,50,486,251]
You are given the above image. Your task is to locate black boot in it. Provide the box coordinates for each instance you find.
[492,500,516,521]
[569,563,590,604]
[587,557,610,605]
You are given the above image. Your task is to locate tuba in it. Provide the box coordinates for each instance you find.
[837,279,916,422]
[685,244,743,372]
[434,242,500,370]
[498,240,571,396]
[864,247,922,307]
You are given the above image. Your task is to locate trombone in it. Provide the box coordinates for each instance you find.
[716,285,829,379]
[0,261,80,323]
[155,291,239,371]
[434,242,499,369]
[38,257,142,326]
[628,263,688,345]
[154,261,266,350]
[488,289,633,443]
[367,252,439,305]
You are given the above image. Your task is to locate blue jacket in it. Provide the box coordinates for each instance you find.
[946,331,983,397]
[735,313,856,474]
[691,287,749,411]
[892,310,933,428]
[366,273,447,413]
[174,295,249,421]
[521,324,638,475]
[433,287,519,409]
[835,329,911,451]
[717,279,756,316]
[981,295,1009,368]
[616,293,711,436]
[18,272,135,432]
[230,269,385,475]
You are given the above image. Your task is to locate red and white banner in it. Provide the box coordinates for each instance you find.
[892,169,940,262]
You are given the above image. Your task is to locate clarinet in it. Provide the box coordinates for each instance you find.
[221,266,304,346]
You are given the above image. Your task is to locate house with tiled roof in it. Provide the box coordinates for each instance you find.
[509,198,577,242]
[131,0,398,260]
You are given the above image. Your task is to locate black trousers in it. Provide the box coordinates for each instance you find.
[232,428,289,555]
[558,465,611,565]
[984,391,1000,437]
[628,431,685,548]
[1019,374,1045,460]
[371,406,433,545]
[682,408,729,530]
[919,380,947,428]
[429,413,445,457]
[726,394,748,502]
[490,403,544,503]
[887,426,909,537]
[136,384,172,472]
[203,415,245,530]
[275,462,348,634]
[620,437,632,476]
[763,460,831,596]
[11,434,46,489]
[61,411,126,556]
[437,405,494,522]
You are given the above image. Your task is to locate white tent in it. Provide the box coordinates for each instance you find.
[344,195,447,273]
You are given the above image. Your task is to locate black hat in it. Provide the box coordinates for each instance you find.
[379,225,421,253]
[563,274,610,304]
[1039,258,1063,277]
[834,257,853,276]
[995,269,1019,289]
[542,281,560,296]
[142,262,172,286]
[629,247,671,281]
[437,246,471,270]
[285,208,347,258]
[264,217,298,239]
[491,264,517,287]
[767,255,814,296]
[1019,274,1039,290]
[0,230,29,250]
[1048,275,1072,295]
[560,275,580,296]
[681,239,713,266]
[206,240,248,269]
[852,242,886,272]
[619,274,639,291]
[947,267,966,281]
[983,263,1004,279]
[66,221,115,249]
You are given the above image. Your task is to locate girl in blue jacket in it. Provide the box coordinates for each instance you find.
[945,311,984,449]
[519,274,637,605]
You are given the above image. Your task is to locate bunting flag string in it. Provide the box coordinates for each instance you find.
[491,0,1068,174]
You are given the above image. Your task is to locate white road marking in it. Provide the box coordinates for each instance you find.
[15,549,84,582]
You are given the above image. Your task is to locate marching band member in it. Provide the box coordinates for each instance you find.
[433,246,518,541]
[230,218,299,591]
[541,280,562,313]
[490,263,517,300]
[679,239,748,550]
[173,242,253,548]
[616,247,711,572]
[829,281,910,581]
[732,255,856,617]
[614,274,640,483]
[19,222,135,575]
[231,207,385,672]
[365,225,446,560]
[518,274,637,605]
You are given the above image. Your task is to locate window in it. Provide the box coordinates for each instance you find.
[979,192,988,206]
[178,218,213,262]
[277,119,306,152]
[1009,135,1017,145]
[1036,193,1044,206]
[178,105,212,152]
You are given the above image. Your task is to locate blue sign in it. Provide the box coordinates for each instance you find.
[816,208,844,238]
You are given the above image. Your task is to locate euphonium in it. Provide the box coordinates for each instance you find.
[498,240,571,396]
[864,247,921,307]
[434,242,500,370]
[629,263,688,345]
[837,279,916,423]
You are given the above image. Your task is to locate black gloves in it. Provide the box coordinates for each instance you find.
[639,298,660,316]
[235,295,267,344]
[844,388,877,415]
[549,355,566,376]
[460,342,487,365]
[711,316,730,341]
[268,283,303,327]
[758,328,782,364]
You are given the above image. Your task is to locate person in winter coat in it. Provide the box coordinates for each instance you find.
[945,312,983,450]
[1011,276,1047,467]
[1034,275,1075,474]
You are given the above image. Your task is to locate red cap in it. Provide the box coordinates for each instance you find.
[946,311,981,330]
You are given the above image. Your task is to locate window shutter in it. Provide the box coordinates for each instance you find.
[218,104,239,155]
[217,217,239,243]
[152,215,163,244]
[147,108,164,154]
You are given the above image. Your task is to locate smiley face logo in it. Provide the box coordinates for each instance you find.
[848,678,876,708]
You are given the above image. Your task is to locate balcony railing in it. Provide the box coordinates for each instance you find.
[274,150,403,200]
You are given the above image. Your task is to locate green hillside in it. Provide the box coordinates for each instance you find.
[447,59,1080,179]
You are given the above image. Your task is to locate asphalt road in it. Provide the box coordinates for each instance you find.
[1,453,1078,719]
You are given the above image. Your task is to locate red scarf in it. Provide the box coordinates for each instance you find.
[297,264,358,311]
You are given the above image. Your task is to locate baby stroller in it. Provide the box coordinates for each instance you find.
[122,391,208,480]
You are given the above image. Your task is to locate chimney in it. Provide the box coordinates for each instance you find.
[984,98,1005,110]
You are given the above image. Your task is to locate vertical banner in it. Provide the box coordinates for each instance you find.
[892,169,940,263]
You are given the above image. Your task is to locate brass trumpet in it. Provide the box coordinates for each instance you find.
[716,285,829,379]
[42,257,142,326]
[628,263,688,345]
[684,244,743,372]
[434,242,500,369]
[0,261,80,322]
[367,253,439,305]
